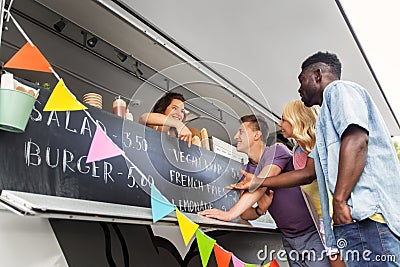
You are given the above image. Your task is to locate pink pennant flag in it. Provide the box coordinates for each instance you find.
[86,125,124,163]
[232,255,245,267]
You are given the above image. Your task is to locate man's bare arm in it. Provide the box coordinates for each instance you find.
[198,164,280,221]
[230,158,316,191]
[197,187,266,221]
[240,164,281,220]
[333,124,368,224]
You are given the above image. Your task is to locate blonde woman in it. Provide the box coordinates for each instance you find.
[279,100,344,267]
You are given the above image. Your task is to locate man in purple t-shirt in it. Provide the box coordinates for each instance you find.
[198,115,329,266]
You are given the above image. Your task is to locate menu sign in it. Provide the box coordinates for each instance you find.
[0,87,241,212]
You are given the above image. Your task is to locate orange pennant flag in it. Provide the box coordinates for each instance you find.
[214,243,232,267]
[4,42,52,73]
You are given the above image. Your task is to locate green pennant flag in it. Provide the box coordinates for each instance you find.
[196,229,216,267]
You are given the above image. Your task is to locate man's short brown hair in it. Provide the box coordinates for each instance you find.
[240,115,269,143]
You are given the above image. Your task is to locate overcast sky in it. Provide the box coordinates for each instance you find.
[340,1,400,140]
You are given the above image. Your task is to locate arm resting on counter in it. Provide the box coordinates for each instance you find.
[139,112,192,146]
[230,157,316,191]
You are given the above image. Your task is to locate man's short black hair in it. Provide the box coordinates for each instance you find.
[301,51,342,79]
[240,114,269,143]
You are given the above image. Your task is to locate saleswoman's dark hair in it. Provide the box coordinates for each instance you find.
[152,92,185,114]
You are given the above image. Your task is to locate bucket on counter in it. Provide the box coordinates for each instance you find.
[0,88,36,133]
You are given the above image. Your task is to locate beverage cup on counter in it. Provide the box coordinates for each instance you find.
[113,96,126,118]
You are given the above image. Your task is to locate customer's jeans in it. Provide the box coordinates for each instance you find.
[333,218,400,267]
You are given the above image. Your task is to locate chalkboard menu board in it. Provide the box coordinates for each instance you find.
[0,86,242,213]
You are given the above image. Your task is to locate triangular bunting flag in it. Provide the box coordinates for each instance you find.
[232,255,245,267]
[196,229,216,267]
[86,125,124,163]
[176,207,199,246]
[151,186,175,222]
[4,42,52,73]
[263,259,279,267]
[43,79,87,111]
[214,243,232,267]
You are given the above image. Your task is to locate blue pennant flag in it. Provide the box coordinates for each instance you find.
[151,185,175,222]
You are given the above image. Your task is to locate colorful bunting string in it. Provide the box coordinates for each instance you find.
[149,185,280,267]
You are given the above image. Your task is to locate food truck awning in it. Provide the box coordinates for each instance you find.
[33,0,400,136]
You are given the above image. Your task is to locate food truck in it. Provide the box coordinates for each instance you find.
[0,0,398,266]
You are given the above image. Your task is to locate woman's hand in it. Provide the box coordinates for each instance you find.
[177,123,192,147]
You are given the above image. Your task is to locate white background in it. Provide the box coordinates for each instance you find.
[341,0,400,141]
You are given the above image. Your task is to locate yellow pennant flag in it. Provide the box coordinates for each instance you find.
[43,79,87,111]
[175,207,199,246]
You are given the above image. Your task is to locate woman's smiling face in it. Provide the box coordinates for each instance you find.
[164,98,185,121]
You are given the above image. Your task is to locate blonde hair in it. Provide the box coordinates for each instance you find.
[282,100,319,153]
